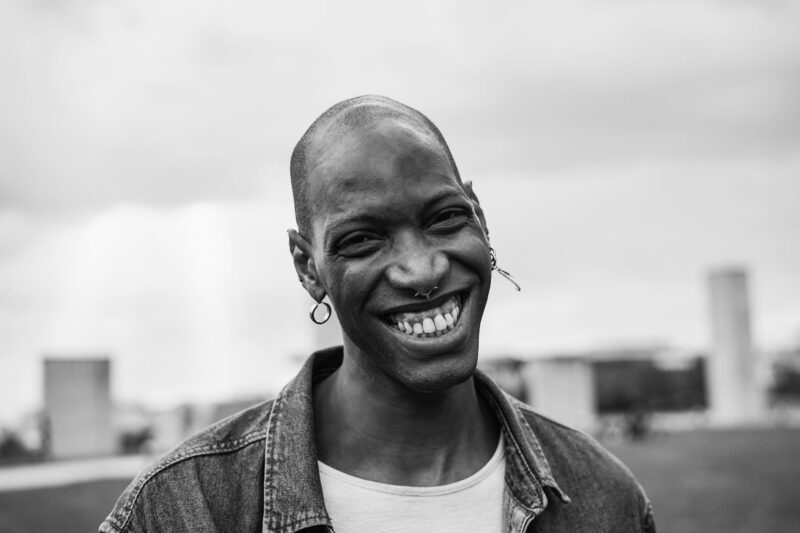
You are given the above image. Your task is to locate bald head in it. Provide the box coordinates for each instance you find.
[290,95,461,236]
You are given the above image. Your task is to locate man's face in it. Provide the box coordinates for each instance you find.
[305,117,492,392]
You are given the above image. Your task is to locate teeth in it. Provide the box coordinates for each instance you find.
[388,296,462,339]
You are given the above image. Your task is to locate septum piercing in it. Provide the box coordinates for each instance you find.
[414,286,438,299]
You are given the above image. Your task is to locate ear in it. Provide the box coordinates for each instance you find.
[287,229,327,302]
[463,181,489,239]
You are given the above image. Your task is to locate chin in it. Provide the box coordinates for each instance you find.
[394,348,480,394]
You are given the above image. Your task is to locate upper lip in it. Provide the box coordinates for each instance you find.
[380,289,466,316]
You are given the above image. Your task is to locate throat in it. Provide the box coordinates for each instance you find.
[313,366,499,486]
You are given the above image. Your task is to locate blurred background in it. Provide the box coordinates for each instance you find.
[1,0,799,531]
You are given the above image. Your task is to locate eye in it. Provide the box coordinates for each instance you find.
[428,207,471,231]
[334,232,383,257]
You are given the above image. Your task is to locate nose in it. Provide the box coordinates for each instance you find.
[385,236,449,294]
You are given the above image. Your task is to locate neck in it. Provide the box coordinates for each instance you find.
[313,348,499,486]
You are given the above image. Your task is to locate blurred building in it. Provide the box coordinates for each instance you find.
[149,396,269,453]
[481,356,597,432]
[480,358,528,401]
[592,348,706,413]
[706,268,765,424]
[482,346,712,435]
[524,357,596,432]
[149,404,216,452]
[43,358,113,458]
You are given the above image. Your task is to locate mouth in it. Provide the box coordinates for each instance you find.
[383,293,464,338]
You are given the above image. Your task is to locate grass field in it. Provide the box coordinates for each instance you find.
[0,478,128,533]
[0,427,798,532]
[605,426,800,533]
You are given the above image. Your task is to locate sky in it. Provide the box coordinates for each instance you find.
[1,0,798,423]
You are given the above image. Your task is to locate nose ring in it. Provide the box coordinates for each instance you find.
[413,286,438,299]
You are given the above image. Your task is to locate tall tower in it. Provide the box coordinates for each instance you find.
[43,358,114,458]
[706,268,763,425]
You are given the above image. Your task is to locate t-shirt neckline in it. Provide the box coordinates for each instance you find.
[317,434,505,497]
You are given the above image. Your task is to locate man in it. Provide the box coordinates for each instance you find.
[101,95,655,532]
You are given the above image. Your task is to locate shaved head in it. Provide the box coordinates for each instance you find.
[290,95,462,237]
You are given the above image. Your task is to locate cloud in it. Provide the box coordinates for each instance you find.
[0,0,798,214]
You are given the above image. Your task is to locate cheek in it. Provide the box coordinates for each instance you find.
[444,234,491,279]
[322,260,380,318]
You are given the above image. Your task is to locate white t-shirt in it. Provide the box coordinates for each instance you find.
[318,436,505,533]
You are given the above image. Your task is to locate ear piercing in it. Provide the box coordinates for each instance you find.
[310,298,332,324]
[490,247,521,291]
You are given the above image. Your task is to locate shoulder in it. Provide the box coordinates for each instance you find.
[512,398,656,531]
[99,399,274,533]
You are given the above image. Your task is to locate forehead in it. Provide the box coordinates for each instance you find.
[305,118,463,231]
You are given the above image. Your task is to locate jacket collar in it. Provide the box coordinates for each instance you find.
[474,370,571,527]
[262,347,569,533]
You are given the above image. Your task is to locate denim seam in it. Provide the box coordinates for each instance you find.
[262,392,281,531]
[112,430,268,532]
[502,425,544,512]
[515,403,558,479]
[272,514,331,532]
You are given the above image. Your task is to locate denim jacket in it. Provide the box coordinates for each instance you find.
[100,347,656,532]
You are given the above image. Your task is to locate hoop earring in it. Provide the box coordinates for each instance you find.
[490,247,521,291]
[309,299,332,324]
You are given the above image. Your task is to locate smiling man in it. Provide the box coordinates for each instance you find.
[100,96,655,533]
